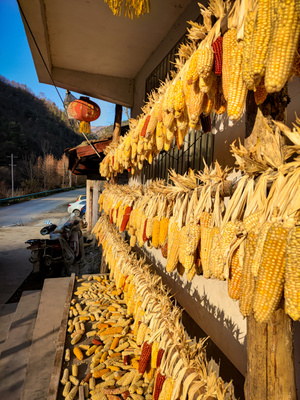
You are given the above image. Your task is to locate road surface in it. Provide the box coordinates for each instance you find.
[0,188,86,227]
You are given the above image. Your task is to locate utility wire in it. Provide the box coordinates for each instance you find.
[17,0,102,159]
[17,0,65,106]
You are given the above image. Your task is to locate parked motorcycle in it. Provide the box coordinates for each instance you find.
[25,214,84,277]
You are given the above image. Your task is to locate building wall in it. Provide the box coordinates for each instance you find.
[86,180,104,231]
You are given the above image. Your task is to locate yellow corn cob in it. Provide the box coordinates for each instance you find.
[252,0,272,84]
[173,79,185,118]
[63,381,72,398]
[73,346,84,361]
[159,218,169,247]
[197,46,214,78]
[239,231,257,317]
[187,82,205,128]
[176,126,188,149]
[166,220,180,272]
[176,109,189,131]
[150,341,160,369]
[65,385,78,400]
[186,50,200,84]
[253,223,289,323]
[227,247,242,300]
[166,125,175,142]
[110,337,120,350]
[242,11,256,90]
[152,218,160,248]
[136,322,148,346]
[227,39,248,121]
[202,93,215,116]
[101,326,123,336]
[179,224,201,271]
[146,217,155,239]
[243,210,263,233]
[222,29,236,101]
[200,211,212,278]
[158,377,175,400]
[166,84,176,113]
[284,224,300,321]
[186,265,197,282]
[146,107,158,138]
[72,364,78,377]
[93,368,110,379]
[162,111,175,130]
[251,221,273,277]
[199,71,215,94]
[265,0,300,93]
[156,122,165,152]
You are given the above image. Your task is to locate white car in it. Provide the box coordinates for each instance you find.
[68,199,86,216]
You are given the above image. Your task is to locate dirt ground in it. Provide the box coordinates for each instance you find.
[0,203,102,304]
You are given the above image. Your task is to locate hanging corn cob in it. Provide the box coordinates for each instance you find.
[265,0,300,93]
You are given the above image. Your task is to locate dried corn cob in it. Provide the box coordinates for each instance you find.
[173,79,185,118]
[197,46,214,78]
[239,231,257,317]
[212,36,223,76]
[254,78,268,105]
[265,0,300,93]
[253,223,289,323]
[227,247,242,300]
[222,29,236,101]
[284,224,300,321]
[138,341,152,374]
[152,218,160,249]
[186,50,200,85]
[227,39,248,121]
[159,218,169,247]
[187,82,205,129]
[252,0,272,84]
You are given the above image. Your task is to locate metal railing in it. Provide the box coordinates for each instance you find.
[0,186,85,207]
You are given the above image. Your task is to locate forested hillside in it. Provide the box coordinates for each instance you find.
[0,76,84,197]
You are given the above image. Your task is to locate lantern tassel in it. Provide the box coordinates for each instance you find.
[79,121,91,134]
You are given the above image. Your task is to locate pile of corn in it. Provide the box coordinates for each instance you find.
[95,118,300,323]
[100,0,300,179]
[59,256,236,399]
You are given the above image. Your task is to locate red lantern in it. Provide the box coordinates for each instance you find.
[68,96,101,133]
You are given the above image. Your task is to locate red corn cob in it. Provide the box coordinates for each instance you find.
[110,209,114,224]
[156,348,165,368]
[143,219,148,242]
[141,115,151,137]
[200,114,211,133]
[138,341,153,374]
[153,370,166,400]
[161,240,168,259]
[212,36,223,76]
[120,206,132,232]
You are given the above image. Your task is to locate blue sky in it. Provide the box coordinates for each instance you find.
[0,0,128,127]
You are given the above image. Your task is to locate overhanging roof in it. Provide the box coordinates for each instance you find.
[18,0,194,108]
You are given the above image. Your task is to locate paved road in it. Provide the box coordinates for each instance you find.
[0,188,86,227]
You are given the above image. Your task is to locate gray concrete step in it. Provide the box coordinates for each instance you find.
[21,276,72,400]
[0,290,41,400]
[0,303,18,358]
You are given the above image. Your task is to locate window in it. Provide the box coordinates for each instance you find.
[143,22,214,183]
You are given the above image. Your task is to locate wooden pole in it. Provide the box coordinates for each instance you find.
[112,104,122,143]
[110,104,122,184]
[244,87,296,400]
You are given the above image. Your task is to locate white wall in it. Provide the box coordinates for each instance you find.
[86,180,104,231]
